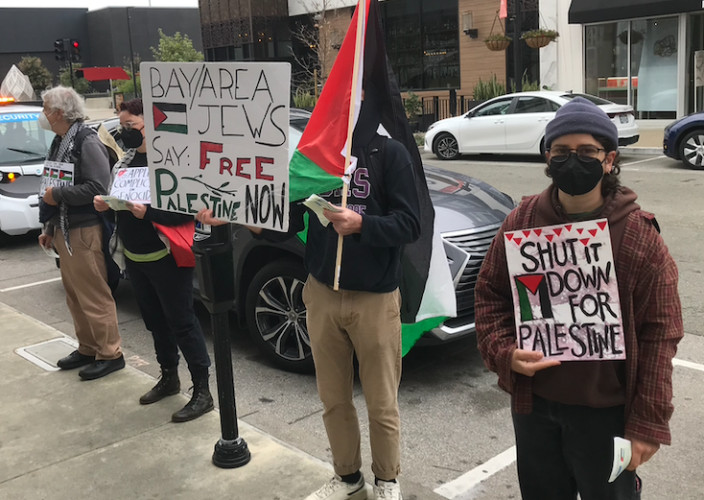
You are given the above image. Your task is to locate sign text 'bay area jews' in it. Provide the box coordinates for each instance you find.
[505,219,625,361]
[141,61,291,231]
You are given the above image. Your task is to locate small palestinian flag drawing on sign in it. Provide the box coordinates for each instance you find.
[153,102,188,134]
[59,170,72,182]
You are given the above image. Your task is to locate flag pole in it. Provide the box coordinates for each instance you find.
[333,0,366,291]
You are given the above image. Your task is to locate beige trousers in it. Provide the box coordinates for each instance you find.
[303,275,402,480]
[54,224,122,360]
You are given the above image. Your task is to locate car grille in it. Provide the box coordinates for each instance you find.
[442,223,501,321]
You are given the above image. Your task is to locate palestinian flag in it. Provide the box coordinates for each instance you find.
[290,0,457,355]
[152,102,188,134]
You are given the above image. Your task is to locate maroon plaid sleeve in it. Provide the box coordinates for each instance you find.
[623,213,683,446]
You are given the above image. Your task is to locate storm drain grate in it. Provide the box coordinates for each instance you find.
[15,337,78,372]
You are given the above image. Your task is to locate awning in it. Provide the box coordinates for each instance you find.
[74,67,130,81]
[569,0,703,24]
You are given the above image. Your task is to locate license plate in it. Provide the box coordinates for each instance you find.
[619,114,629,124]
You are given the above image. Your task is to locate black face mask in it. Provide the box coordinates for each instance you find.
[548,154,604,196]
[121,128,144,149]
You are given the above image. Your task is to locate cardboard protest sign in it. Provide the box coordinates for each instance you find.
[140,61,291,231]
[505,219,625,361]
[40,161,73,196]
[109,166,151,202]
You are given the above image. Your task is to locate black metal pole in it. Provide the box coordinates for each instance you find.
[126,8,138,98]
[512,1,523,93]
[192,224,250,469]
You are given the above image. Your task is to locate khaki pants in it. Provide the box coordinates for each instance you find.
[303,275,402,480]
[54,225,121,360]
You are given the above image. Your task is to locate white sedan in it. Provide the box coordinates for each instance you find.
[424,91,640,160]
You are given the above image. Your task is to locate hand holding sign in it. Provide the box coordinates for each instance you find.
[511,348,561,376]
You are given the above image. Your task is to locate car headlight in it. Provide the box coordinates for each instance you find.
[0,171,20,183]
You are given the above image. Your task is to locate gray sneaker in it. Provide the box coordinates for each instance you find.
[304,475,372,500]
[373,480,402,500]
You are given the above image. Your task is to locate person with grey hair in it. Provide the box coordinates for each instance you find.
[38,86,124,380]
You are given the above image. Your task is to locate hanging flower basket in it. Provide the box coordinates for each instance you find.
[521,29,559,49]
[485,35,512,52]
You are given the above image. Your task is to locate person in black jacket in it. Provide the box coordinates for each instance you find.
[94,99,213,423]
[38,85,124,381]
[198,91,420,500]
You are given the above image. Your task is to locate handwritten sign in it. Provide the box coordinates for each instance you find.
[140,61,291,231]
[40,160,73,196]
[110,166,151,203]
[505,219,625,361]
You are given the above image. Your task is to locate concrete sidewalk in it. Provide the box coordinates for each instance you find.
[0,301,334,499]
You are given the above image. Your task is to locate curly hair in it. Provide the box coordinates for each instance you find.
[119,98,143,116]
[41,86,86,123]
[545,134,621,196]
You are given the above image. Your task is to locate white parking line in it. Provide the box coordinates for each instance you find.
[433,357,703,499]
[621,155,666,167]
[673,358,704,372]
[0,277,62,292]
[434,446,516,499]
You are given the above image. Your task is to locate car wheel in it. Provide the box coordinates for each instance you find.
[434,133,460,160]
[679,130,704,169]
[245,260,314,373]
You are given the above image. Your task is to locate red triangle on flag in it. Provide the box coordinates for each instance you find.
[506,233,514,241]
[580,238,590,246]
[589,229,597,236]
[153,104,168,129]
[516,274,543,294]
[546,234,554,242]
[597,221,607,230]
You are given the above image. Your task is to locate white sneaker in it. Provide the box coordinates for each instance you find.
[373,480,402,500]
[304,475,372,500]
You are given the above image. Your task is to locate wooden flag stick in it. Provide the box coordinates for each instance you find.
[333,0,366,291]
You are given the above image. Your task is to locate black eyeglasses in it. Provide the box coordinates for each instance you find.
[548,145,604,163]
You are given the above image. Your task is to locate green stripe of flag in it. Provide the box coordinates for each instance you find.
[289,150,344,202]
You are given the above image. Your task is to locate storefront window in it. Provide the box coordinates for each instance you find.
[383,0,459,90]
[585,17,678,119]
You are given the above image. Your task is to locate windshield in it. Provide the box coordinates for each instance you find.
[0,110,53,166]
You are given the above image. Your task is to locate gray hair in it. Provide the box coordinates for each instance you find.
[41,86,86,123]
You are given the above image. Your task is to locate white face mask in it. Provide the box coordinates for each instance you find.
[38,111,53,131]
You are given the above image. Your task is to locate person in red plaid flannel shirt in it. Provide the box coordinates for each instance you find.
[475,97,683,500]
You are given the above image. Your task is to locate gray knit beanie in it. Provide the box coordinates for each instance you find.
[544,96,619,151]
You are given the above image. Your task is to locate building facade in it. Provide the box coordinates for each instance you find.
[564,0,704,119]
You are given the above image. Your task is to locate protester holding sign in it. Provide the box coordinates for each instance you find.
[37,86,124,381]
[475,97,683,499]
[94,99,213,423]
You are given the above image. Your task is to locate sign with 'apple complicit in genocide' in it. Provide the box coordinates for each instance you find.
[140,61,291,231]
[505,219,625,361]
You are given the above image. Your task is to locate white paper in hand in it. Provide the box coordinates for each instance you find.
[303,194,341,227]
[608,437,632,483]
[41,244,59,258]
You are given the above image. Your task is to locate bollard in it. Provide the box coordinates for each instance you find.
[193,223,251,468]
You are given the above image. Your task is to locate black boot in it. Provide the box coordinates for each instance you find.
[171,375,214,423]
[139,367,180,405]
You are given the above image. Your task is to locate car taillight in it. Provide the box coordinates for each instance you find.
[607,111,634,119]
[0,172,20,183]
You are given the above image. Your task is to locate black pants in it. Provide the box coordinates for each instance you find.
[126,255,210,381]
[512,395,641,500]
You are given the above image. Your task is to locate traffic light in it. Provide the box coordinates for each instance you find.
[70,39,81,63]
[54,39,66,61]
